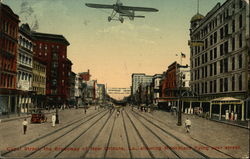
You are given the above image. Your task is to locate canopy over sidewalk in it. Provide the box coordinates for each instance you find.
[211,97,243,104]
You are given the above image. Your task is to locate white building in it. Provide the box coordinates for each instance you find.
[152,74,162,105]
[189,0,249,120]
[17,24,34,113]
[131,73,153,95]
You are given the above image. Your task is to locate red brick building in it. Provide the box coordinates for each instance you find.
[159,62,178,109]
[31,32,71,106]
[0,3,20,115]
[79,70,91,81]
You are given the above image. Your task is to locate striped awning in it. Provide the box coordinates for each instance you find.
[211,97,243,104]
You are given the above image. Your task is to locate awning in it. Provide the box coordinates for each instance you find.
[210,97,243,104]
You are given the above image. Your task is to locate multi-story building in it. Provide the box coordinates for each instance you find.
[79,70,91,81]
[131,73,153,95]
[17,24,34,113]
[69,71,76,106]
[32,56,46,109]
[189,0,249,120]
[152,74,162,105]
[0,3,19,115]
[97,84,105,104]
[32,31,71,106]
[75,74,83,106]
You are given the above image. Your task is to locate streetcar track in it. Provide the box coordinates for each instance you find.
[25,110,108,158]
[53,110,111,158]
[190,136,236,159]
[130,110,182,158]
[2,109,106,157]
[121,110,133,159]
[130,110,204,159]
[79,110,114,158]
[139,110,236,159]
[124,110,155,159]
[103,110,117,159]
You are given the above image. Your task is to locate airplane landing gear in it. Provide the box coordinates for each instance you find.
[119,17,124,23]
[108,16,112,22]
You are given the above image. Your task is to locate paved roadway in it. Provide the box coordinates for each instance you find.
[0,106,249,158]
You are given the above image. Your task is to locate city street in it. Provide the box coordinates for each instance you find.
[0,106,248,158]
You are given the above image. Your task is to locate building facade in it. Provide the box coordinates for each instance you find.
[189,0,249,120]
[0,3,19,115]
[152,74,162,105]
[17,24,34,113]
[32,32,71,106]
[32,56,46,109]
[131,73,153,95]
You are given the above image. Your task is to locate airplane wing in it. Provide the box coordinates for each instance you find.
[121,6,158,12]
[85,3,114,9]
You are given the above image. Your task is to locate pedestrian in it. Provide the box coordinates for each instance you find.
[22,118,28,135]
[116,109,120,117]
[184,118,191,133]
[52,114,56,127]
[84,108,87,114]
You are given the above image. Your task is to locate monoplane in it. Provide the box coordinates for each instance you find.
[85,0,158,23]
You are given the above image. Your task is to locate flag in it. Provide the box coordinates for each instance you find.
[181,53,186,58]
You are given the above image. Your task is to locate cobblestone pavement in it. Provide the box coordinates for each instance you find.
[0,106,249,158]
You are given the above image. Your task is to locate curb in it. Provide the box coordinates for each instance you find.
[209,118,250,130]
[181,113,249,130]
[0,111,56,123]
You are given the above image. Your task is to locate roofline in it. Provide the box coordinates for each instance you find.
[31,31,70,45]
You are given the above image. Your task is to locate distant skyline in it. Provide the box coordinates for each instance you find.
[4,0,229,99]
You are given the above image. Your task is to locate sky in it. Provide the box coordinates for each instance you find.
[3,0,229,99]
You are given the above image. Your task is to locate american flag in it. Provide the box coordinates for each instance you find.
[181,53,186,58]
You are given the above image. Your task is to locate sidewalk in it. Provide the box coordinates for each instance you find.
[182,112,249,129]
[0,110,57,123]
[209,116,249,129]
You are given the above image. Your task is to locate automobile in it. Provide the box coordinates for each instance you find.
[31,112,47,123]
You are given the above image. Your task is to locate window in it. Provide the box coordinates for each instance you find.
[232,20,235,33]
[224,41,228,54]
[220,60,223,73]
[214,63,217,75]
[205,82,207,93]
[232,57,235,70]
[224,78,228,92]
[202,54,204,64]
[220,78,223,92]
[210,50,213,60]
[210,35,213,46]
[239,33,242,48]
[214,80,217,93]
[220,44,224,56]
[239,15,243,28]
[239,75,242,90]
[224,24,228,36]
[220,27,224,39]
[205,39,208,49]
[214,47,217,58]
[232,37,235,51]
[239,0,243,8]
[214,32,217,43]
[210,81,213,93]
[210,64,213,76]
[239,54,242,68]
[232,76,235,91]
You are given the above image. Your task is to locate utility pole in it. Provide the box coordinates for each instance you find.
[177,64,182,126]
[177,52,186,126]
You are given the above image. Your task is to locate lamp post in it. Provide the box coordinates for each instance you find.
[55,97,60,124]
[177,68,183,126]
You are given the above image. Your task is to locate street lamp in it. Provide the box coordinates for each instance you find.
[177,69,183,126]
[55,97,60,124]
